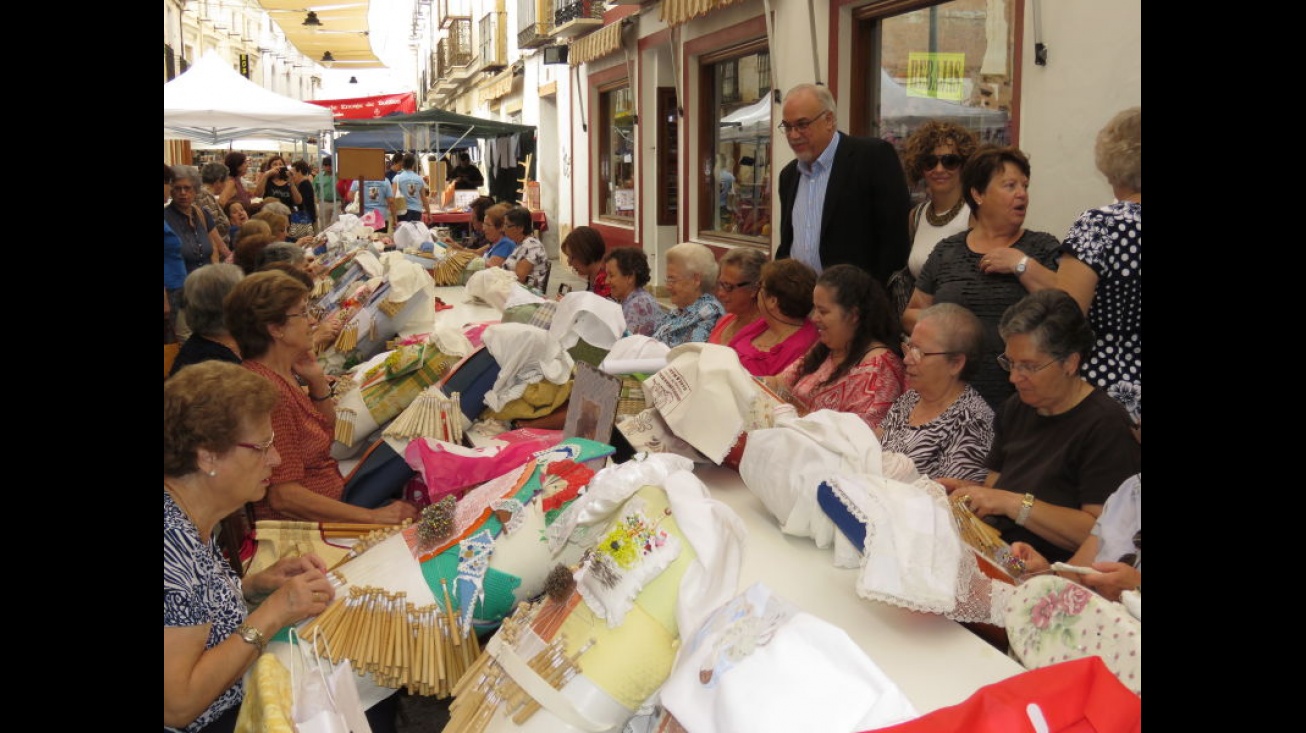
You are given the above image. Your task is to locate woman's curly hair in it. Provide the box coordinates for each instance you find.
[902,121,981,183]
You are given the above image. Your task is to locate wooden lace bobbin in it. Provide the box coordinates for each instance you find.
[334,322,359,353]
[377,298,406,318]
[334,407,357,446]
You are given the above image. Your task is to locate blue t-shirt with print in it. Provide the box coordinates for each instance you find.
[393,170,425,213]
[349,179,392,216]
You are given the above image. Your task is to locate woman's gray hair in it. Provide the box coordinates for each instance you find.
[258,242,307,269]
[666,242,719,293]
[720,247,768,285]
[171,165,202,187]
[181,263,244,337]
[998,289,1095,364]
[261,201,292,217]
[917,302,984,381]
[200,162,230,185]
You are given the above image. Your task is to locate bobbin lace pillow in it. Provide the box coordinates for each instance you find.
[575,494,681,627]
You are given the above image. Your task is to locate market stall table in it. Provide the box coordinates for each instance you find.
[424,207,549,235]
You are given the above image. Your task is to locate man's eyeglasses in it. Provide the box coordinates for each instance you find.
[778,111,831,134]
[997,353,1059,374]
[235,434,276,458]
[919,154,964,171]
[901,336,955,361]
[716,280,755,294]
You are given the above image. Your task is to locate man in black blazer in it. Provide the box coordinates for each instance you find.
[776,83,911,287]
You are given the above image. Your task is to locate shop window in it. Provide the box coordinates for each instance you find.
[598,83,635,221]
[851,0,1017,201]
[697,40,772,245]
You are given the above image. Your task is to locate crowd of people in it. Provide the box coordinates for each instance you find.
[165,98,1141,729]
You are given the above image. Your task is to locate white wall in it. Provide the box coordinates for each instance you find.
[1016,0,1141,238]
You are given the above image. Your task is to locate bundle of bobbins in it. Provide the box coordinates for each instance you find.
[445,564,596,732]
[298,576,481,697]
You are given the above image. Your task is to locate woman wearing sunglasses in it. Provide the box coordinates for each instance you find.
[903,123,980,279]
[902,146,1062,411]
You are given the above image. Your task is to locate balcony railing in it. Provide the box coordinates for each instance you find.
[436,18,473,79]
[554,0,604,27]
[517,0,553,49]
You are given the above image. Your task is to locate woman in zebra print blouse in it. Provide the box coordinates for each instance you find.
[878,302,994,481]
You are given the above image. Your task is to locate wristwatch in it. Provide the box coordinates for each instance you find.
[1014,255,1029,275]
[235,623,267,654]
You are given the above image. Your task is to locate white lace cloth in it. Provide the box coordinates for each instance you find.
[660,582,918,733]
[550,291,627,352]
[642,343,760,464]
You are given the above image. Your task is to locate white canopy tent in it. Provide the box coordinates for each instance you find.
[163,51,336,146]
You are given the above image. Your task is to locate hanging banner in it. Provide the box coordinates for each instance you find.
[310,92,418,120]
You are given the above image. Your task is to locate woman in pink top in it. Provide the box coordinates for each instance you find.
[731,258,819,376]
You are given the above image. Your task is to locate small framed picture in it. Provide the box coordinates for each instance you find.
[565,362,623,445]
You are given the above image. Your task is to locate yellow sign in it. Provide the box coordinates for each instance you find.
[906,52,965,101]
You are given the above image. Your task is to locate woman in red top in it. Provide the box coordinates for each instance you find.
[224,270,420,525]
[560,226,612,298]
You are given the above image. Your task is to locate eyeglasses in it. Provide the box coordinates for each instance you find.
[716,280,755,294]
[920,154,964,171]
[285,310,310,320]
[996,353,1059,374]
[778,111,831,134]
[171,184,195,192]
[901,336,955,361]
[235,434,276,458]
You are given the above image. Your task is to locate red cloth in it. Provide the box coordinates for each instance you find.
[865,657,1140,733]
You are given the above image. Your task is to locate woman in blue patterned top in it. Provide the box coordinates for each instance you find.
[651,242,725,347]
[604,246,662,336]
[164,361,336,732]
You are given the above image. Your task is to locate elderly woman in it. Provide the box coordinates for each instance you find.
[561,225,612,298]
[198,163,232,242]
[903,146,1061,410]
[731,258,819,377]
[444,195,498,254]
[169,263,244,377]
[1053,107,1141,424]
[166,165,233,274]
[604,246,661,337]
[164,361,336,732]
[481,203,517,267]
[651,242,725,347]
[877,302,993,481]
[225,270,420,525]
[939,289,1141,564]
[223,199,249,251]
[502,204,550,292]
[707,248,766,345]
[769,264,904,429]
[232,232,278,276]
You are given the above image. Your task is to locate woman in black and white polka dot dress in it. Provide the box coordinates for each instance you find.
[1057,107,1142,424]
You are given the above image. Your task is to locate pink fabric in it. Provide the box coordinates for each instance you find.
[405,428,563,500]
[730,318,820,377]
[777,347,905,430]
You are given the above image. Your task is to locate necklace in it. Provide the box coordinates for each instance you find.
[164,480,209,542]
[925,197,966,227]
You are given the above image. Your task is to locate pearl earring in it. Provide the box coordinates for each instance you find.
[208,469,217,477]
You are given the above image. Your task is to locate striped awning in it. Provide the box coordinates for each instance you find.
[659,0,747,28]
[568,21,624,67]
[482,69,515,101]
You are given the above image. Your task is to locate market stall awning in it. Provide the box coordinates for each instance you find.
[257,0,383,67]
[164,51,336,145]
[336,108,536,140]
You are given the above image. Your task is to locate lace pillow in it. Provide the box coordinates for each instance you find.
[575,493,681,627]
